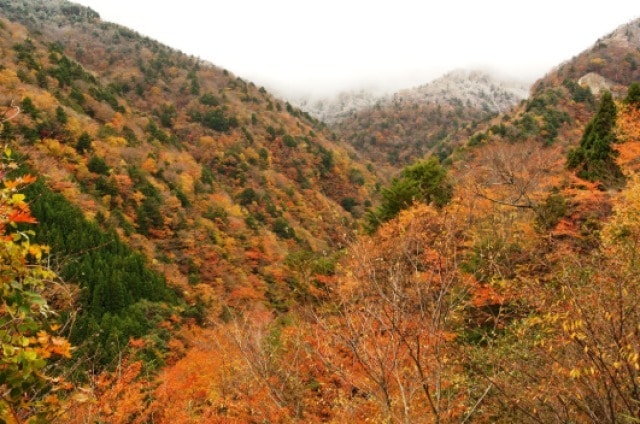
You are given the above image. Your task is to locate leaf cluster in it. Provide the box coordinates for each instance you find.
[365,157,452,232]
[0,161,71,422]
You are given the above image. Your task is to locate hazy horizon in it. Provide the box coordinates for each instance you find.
[73,0,639,98]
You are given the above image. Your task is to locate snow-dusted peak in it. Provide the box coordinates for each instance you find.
[393,69,530,113]
[289,69,530,124]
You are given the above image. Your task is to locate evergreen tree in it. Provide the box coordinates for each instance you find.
[366,157,452,233]
[55,105,68,124]
[88,155,110,175]
[567,91,624,187]
[624,82,640,107]
[75,131,92,154]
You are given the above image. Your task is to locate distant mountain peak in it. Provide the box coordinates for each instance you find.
[393,69,530,114]
[290,69,530,124]
[291,89,390,124]
[603,17,640,49]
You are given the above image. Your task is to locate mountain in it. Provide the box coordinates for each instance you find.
[0,0,376,384]
[330,70,530,171]
[534,17,640,94]
[290,88,388,124]
[3,2,640,422]
[393,69,529,114]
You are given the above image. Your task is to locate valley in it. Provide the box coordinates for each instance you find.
[1,1,640,422]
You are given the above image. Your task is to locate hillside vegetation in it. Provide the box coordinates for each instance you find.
[330,70,528,172]
[2,1,640,422]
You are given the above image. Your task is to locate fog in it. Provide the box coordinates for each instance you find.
[74,0,639,98]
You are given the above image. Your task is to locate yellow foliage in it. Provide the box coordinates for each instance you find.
[65,116,85,139]
[0,68,20,88]
[602,173,640,253]
[105,135,128,147]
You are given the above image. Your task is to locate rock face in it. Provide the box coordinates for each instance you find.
[578,72,613,95]
[605,18,640,49]
[290,69,530,124]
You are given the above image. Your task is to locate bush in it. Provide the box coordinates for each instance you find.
[88,155,109,175]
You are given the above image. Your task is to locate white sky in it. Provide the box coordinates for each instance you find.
[72,1,639,97]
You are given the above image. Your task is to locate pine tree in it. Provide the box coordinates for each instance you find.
[624,82,640,107]
[75,131,92,153]
[567,91,624,187]
[366,157,452,232]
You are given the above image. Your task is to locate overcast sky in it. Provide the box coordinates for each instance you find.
[73,1,639,98]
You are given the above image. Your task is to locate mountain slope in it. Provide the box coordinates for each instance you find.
[0,0,376,371]
[330,70,529,171]
[291,88,387,124]
[394,69,529,114]
[534,17,640,95]
[3,2,640,422]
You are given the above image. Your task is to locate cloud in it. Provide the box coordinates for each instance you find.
[75,0,639,97]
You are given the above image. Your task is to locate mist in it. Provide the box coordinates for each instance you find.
[74,0,639,100]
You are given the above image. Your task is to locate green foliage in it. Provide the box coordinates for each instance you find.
[0,120,14,142]
[145,119,169,143]
[272,217,295,239]
[69,86,86,106]
[237,187,259,206]
[136,197,164,235]
[55,105,68,124]
[173,188,190,207]
[0,163,71,421]
[49,54,93,87]
[563,79,595,104]
[13,39,39,70]
[515,112,539,137]
[468,132,488,146]
[567,91,624,186]
[75,131,92,154]
[87,155,109,175]
[266,126,277,141]
[22,178,173,370]
[20,97,38,119]
[282,134,297,147]
[340,197,359,214]
[88,86,124,113]
[199,108,237,132]
[624,82,640,107]
[348,168,365,186]
[199,92,219,106]
[121,126,139,145]
[366,157,452,233]
[540,107,571,143]
[534,189,568,231]
[157,103,176,128]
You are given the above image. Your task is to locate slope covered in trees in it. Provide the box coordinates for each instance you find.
[0,0,375,314]
[0,0,376,402]
[330,70,529,174]
[2,1,640,422]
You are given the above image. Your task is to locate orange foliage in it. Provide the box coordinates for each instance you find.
[616,105,640,171]
[65,361,151,424]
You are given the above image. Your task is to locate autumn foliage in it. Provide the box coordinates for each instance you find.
[0,154,72,422]
[3,2,640,423]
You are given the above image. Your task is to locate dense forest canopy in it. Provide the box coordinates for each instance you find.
[1,1,640,422]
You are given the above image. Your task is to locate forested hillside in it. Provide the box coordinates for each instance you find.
[2,1,640,422]
[331,70,528,173]
[0,0,376,417]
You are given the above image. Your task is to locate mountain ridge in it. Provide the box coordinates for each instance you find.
[2,2,640,422]
[290,69,530,125]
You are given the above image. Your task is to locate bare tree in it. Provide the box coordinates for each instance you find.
[316,205,475,423]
